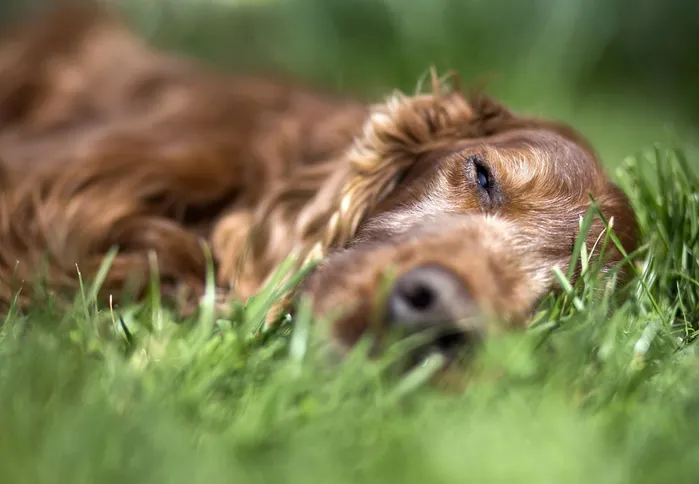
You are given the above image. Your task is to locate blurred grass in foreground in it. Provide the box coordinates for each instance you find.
[1,143,699,483]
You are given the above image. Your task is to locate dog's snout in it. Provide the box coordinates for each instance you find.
[386,264,478,330]
[385,264,482,361]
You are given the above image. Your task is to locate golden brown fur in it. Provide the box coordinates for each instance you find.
[0,3,638,360]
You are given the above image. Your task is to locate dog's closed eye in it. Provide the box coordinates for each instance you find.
[466,154,491,191]
[475,163,490,190]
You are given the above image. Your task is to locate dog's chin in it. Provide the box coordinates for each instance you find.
[309,321,477,380]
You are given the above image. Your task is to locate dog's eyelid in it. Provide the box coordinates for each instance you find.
[465,153,486,165]
[465,153,491,175]
[394,167,410,185]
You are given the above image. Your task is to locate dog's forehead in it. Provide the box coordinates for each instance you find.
[490,128,593,160]
[484,128,603,185]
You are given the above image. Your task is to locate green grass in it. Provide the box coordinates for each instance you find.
[3,1,699,482]
[1,145,699,483]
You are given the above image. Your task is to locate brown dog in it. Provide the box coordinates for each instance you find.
[0,3,638,363]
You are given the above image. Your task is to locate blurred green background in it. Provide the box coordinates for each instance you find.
[6,0,699,169]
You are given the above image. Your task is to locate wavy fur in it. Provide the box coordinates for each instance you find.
[0,3,638,358]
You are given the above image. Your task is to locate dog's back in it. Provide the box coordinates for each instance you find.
[0,2,366,310]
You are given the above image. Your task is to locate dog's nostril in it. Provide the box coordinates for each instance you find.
[401,280,436,311]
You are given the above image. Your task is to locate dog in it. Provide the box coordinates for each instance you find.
[0,3,639,365]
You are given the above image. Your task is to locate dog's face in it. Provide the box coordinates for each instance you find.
[299,94,639,363]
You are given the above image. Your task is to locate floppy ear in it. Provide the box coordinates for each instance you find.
[576,183,640,284]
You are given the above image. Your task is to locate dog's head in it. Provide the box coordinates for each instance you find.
[287,75,639,362]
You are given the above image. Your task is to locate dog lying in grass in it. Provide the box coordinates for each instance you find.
[0,2,639,365]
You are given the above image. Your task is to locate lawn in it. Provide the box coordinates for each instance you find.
[2,1,699,483]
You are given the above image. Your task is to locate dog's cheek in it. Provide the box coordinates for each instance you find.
[326,300,375,349]
[302,249,394,350]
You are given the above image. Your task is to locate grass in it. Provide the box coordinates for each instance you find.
[1,147,699,483]
[3,1,699,482]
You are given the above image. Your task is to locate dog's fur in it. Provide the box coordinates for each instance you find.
[0,3,639,357]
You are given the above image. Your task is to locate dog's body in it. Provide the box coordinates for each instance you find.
[0,4,639,360]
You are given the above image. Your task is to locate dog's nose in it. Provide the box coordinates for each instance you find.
[387,264,475,328]
[385,264,481,357]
